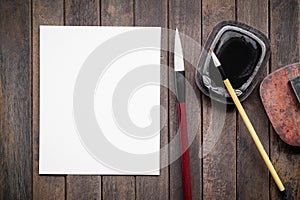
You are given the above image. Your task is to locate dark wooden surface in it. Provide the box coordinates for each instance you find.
[0,0,299,199]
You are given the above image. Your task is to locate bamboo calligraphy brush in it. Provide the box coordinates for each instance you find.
[209,48,288,199]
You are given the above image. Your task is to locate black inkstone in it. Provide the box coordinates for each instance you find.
[196,21,270,104]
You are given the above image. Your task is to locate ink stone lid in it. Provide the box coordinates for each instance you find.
[196,21,270,104]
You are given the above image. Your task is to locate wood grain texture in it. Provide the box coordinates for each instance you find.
[66,176,101,199]
[65,0,101,199]
[0,0,31,199]
[236,0,270,199]
[202,0,237,199]
[101,0,133,26]
[270,0,300,199]
[102,176,135,199]
[135,0,169,199]
[65,0,99,26]
[32,0,65,199]
[101,0,135,199]
[169,0,202,199]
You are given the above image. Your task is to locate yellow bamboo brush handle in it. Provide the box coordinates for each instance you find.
[223,79,285,192]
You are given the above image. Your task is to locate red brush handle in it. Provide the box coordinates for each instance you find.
[177,103,192,200]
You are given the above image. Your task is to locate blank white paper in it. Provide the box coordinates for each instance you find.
[39,26,161,175]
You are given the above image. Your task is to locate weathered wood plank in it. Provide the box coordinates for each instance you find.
[236,0,270,199]
[102,176,135,199]
[0,1,32,199]
[101,0,135,199]
[169,0,202,199]
[65,0,101,199]
[135,0,169,199]
[32,0,65,199]
[101,0,133,26]
[65,0,99,26]
[202,0,237,199]
[66,176,101,199]
[270,0,300,199]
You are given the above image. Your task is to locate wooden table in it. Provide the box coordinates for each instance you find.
[0,0,299,199]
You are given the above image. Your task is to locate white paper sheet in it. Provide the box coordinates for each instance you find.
[39,26,161,175]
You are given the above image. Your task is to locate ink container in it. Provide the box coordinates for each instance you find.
[196,21,270,104]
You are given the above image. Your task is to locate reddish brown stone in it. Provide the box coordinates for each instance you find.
[260,63,300,146]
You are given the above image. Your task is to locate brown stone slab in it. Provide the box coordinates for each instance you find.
[260,63,300,146]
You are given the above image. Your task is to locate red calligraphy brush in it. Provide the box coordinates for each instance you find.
[174,28,192,200]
